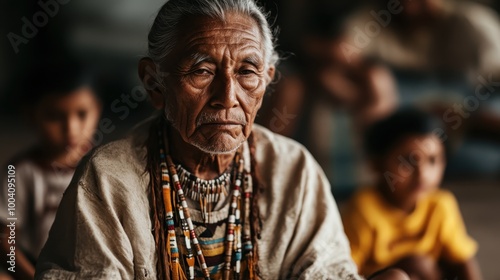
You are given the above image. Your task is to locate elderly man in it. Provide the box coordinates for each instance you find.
[35,1,408,279]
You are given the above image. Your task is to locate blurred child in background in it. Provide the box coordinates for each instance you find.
[0,59,101,279]
[342,108,482,280]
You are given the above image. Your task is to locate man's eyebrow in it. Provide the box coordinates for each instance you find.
[189,52,214,65]
[242,54,263,68]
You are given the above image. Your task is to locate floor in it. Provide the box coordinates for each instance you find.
[445,180,500,280]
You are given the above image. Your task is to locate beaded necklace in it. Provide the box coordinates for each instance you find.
[176,164,230,223]
[158,126,254,280]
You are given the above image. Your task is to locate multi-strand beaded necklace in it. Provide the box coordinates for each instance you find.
[175,165,231,224]
[158,126,255,280]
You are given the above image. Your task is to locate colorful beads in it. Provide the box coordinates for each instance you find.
[158,125,254,280]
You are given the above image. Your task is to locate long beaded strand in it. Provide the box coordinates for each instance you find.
[166,155,212,280]
[222,157,244,280]
[159,136,185,280]
[177,204,195,279]
[242,174,254,279]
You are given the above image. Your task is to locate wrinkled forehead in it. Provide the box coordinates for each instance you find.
[165,12,265,65]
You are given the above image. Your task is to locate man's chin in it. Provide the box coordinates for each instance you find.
[190,136,244,155]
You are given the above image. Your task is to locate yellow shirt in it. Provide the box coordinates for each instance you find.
[342,187,477,276]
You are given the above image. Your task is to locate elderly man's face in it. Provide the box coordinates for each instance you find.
[157,12,273,154]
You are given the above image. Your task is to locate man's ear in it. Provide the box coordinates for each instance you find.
[266,66,276,85]
[138,57,164,109]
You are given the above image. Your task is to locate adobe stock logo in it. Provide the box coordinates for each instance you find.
[7,0,72,54]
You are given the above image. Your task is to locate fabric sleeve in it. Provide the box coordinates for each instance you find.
[34,153,154,280]
[283,156,363,280]
[439,191,478,263]
[342,200,373,275]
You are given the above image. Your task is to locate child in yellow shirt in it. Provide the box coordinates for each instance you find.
[342,108,482,280]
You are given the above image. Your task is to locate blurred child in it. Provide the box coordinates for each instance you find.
[342,108,482,280]
[0,59,101,279]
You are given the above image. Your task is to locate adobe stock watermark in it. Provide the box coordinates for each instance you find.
[341,0,404,63]
[383,135,445,191]
[443,74,500,130]
[7,0,72,54]
[269,106,297,133]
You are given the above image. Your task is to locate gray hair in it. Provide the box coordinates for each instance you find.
[148,0,279,70]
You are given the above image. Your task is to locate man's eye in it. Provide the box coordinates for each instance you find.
[239,69,256,75]
[192,69,212,75]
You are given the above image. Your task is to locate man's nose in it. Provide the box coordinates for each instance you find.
[210,73,239,109]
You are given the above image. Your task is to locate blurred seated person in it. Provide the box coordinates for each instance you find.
[259,5,398,137]
[0,59,101,280]
[258,6,398,191]
[342,108,482,280]
[344,0,500,77]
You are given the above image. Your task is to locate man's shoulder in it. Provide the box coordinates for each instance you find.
[73,121,151,197]
[251,124,310,160]
[250,124,326,190]
[86,121,150,171]
[72,134,149,199]
[92,137,138,159]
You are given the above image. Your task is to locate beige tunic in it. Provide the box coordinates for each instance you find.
[35,123,361,280]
